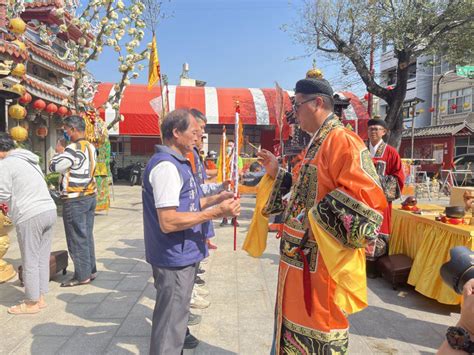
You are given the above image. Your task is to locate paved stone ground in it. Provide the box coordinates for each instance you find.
[0,186,460,354]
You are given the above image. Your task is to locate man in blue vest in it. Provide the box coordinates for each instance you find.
[142,109,240,355]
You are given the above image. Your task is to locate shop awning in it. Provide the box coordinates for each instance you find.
[93,83,293,136]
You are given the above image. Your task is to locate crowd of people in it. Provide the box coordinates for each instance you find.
[0,74,472,355]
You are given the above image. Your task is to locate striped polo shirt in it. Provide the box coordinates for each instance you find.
[49,139,97,199]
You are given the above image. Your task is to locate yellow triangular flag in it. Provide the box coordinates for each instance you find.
[148,34,160,91]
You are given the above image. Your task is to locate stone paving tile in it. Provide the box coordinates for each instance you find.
[130,260,152,273]
[115,273,151,292]
[116,314,152,337]
[11,335,70,355]
[194,322,240,354]
[206,280,237,302]
[106,261,139,272]
[350,307,421,354]
[30,320,81,339]
[237,290,272,320]
[68,291,113,304]
[91,269,129,281]
[53,302,101,322]
[238,316,274,354]
[106,336,150,354]
[77,280,122,294]
[58,321,121,354]
[89,291,142,319]
[348,333,374,354]
[236,274,267,292]
[129,294,155,315]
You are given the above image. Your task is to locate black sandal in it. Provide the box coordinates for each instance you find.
[60,278,91,287]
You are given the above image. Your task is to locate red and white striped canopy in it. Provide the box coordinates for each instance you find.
[93,83,294,136]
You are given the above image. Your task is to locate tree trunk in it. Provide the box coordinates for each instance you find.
[380,50,411,150]
[386,109,404,150]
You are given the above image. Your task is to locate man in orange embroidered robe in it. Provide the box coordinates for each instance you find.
[257,77,387,354]
[366,118,405,261]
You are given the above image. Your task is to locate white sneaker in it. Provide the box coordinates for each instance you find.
[200,258,209,265]
[194,284,210,297]
[190,291,210,309]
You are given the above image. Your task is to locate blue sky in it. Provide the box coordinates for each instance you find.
[88,0,362,93]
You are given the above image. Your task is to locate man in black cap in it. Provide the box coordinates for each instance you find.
[256,75,386,354]
[366,118,404,269]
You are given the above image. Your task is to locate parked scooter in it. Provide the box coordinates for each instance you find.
[110,156,118,182]
[130,162,144,186]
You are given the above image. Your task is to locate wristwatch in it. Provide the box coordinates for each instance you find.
[446,326,474,354]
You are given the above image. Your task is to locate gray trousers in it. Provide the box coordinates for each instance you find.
[16,210,57,301]
[150,263,197,355]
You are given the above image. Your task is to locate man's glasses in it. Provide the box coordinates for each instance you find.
[292,97,316,112]
[368,127,385,132]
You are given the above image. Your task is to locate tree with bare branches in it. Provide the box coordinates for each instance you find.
[290,0,473,147]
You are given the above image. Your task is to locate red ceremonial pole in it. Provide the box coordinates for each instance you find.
[233,102,240,251]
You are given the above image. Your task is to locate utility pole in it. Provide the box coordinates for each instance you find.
[409,97,424,160]
[410,106,417,160]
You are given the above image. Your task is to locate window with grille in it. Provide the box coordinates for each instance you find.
[439,88,472,115]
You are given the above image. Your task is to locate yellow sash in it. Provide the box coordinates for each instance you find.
[242,174,274,257]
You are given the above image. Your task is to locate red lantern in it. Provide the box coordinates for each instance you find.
[19,92,32,104]
[46,103,58,114]
[451,103,458,110]
[364,93,370,101]
[33,99,46,111]
[36,126,48,138]
[58,106,68,117]
[429,107,435,112]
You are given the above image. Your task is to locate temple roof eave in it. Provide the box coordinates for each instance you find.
[25,74,70,102]
[26,41,76,73]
